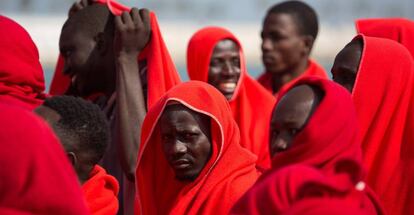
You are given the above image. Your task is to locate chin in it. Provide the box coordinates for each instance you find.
[175,170,200,182]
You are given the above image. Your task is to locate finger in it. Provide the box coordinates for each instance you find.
[139,8,151,30]
[80,0,88,7]
[121,11,133,27]
[130,8,142,26]
[114,16,125,31]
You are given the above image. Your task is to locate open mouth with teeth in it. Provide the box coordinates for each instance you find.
[218,82,237,93]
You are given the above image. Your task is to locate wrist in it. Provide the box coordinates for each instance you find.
[117,51,139,62]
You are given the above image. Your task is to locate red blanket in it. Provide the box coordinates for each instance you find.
[82,165,119,215]
[356,18,414,58]
[0,16,46,110]
[49,0,180,109]
[257,59,327,96]
[135,81,260,214]
[270,77,362,172]
[231,162,383,215]
[0,102,88,214]
[187,27,275,168]
[350,34,414,214]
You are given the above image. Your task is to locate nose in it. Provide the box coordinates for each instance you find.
[270,135,289,157]
[221,61,237,78]
[171,141,187,157]
[261,38,273,52]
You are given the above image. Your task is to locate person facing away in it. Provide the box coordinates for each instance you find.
[0,15,46,110]
[268,77,362,172]
[35,95,119,215]
[257,0,327,96]
[187,26,276,168]
[135,81,260,215]
[55,1,180,213]
[0,102,89,214]
[331,35,414,215]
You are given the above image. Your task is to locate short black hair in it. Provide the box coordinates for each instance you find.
[266,0,319,39]
[43,96,110,166]
[62,3,115,40]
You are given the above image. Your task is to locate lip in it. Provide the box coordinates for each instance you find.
[262,54,276,64]
[172,159,192,170]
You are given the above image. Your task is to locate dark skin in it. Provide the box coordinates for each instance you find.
[261,13,314,93]
[269,85,322,157]
[159,104,212,182]
[208,39,241,100]
[331,40,363,93]
[34,105,91,184]
[59,4,150,181]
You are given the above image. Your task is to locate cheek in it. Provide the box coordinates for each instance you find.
[192,138,211,161]
[208,67,221,83]
[277,39,303,58]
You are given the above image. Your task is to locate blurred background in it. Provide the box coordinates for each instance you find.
[1,0,413,91]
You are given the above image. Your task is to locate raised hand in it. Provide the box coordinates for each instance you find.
[114,8,151,57]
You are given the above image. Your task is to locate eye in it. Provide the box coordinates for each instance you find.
[183,132,198,141]
[162,134,174,141]
[232,58,240,67]
[210,58,223,67]
[289,128,299,136]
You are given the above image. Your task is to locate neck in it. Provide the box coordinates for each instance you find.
[271,59,309,93]
[78,164,94,185]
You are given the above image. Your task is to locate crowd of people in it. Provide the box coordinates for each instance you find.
[1,0,413,214]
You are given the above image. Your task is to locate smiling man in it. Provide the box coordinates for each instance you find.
[257,0,327,95]
[186,27,275,168]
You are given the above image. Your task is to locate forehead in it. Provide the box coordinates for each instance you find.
[159,105,204,128]
[59,22,90,46]
[263,13,299,33]
[211,39,239,56]
[333,42,363,71]
[272,86,316,122]
[34,105,61,126]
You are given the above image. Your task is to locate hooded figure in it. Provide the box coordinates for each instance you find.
[187,27,275,168]
[0,102,88,214]
[331,35,414,214]
[135,81,260,214]
[0,16,46,110]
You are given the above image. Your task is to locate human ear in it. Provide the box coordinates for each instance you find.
[301,35,314,56]
[67,151,78,167]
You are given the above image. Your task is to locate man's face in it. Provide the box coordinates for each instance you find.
[331,41,363,93]
[160,105,211,181]
[269,85,318,157]
[59,24,100,97]
[261,13,308,74]
[208,39,241,100]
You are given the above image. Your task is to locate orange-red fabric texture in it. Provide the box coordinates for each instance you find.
[270,77,362,172]
[356,18,414,58]
[350,34,414,215]
[135,81,260,215]
[187,26,275,168]
[0,16,46,110]
[257,60,328,96]
[231,163,383,215]
[82,165,119,215]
